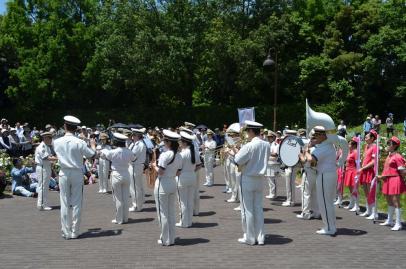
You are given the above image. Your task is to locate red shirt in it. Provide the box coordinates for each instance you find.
[362,144,377,167]
[345,149,357,171]
[382,152,405,177]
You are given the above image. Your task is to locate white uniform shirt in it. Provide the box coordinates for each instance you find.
[129,140,146,166]
[312,141,337,173]
[35,141,52,167]
[234,137,271,177]
[204,140,217,153]
[269,141,280,165]
[180,148,196,173]
[53,133,95,169]
[102,147,135,172]
[158,150,182,178]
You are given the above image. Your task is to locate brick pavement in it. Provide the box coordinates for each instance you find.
[0,166,405,269]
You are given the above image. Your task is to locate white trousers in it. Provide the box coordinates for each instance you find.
[129,164,145,210]
[240,175,265,244]
[228,162,240,200]
[204,153,214,184]
[301,168,319,215]
[176,172,196,227]
[111,170,130,223]
[224,158,231,188]
[36,165,52,208]
[266,164,280,197]
[316,171,337,232]
[285,166,299,203]
[154,176,176,245]
[193,169,202,215]
[59,168,84,236]
[98,159,110,192]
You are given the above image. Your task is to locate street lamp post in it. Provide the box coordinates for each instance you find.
[263,48,278,131]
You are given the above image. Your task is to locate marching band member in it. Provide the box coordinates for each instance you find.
[300,126,338,236]
[297,132,319,220]
[233,120,270,245]
[378,136,405,231]
[176,131,197,227]
[128,128,147,212]
[53,116,96,239]
[282,129,300,207]
[343,138,360,212]
[100,133,135,224]
[202,129,216,187]
[97,133,111,193]
[359,130,378,219]
[265,131,280,200]
[35,132,58,210]
[152,130,182,246]
[225,128,241,203]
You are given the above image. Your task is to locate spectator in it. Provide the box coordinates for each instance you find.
[386,113,395,137]
[8,128,21,157]
[337,120,347,138]
[213,128,225,147]
[1,118,9,129]
[30,127,39,138]
[0,129,12,154]
[372,115,381,133]
[19,128,33,156]
[363,116,372,137]
[11,158,37,197]
[15,122,24,139]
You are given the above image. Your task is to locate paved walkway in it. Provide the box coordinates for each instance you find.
[0,166,405,269]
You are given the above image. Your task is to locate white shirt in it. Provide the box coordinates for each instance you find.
[269,141,280,165]
[180,148,196,174]
[35,141,52,167]
[158,150,182,178]
[102,147,135,172]
[129,140,146,166]
[234,137,271,177]
[312,140,337,173]
[204,140,217,153]
[53,133,95,169]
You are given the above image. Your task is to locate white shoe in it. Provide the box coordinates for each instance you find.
[129,207,136,212]
[206,183,213,187]
[257,240,265,245]
[157,239,163,245]
[43,206,52,211]
[226,188,232,193]
[344,204,353,209]
[380,220,394,226]
[70,232,79,239]
[282,201,295,207]
[227,198,237,203]
[265,194,276,199]
[175,222,184,227]
[296,213,311,220]
[391,223,403,231]
[316,229,337,236]
[349,206,360,212]
[111,219,122,224]
[359,211,370,217]
[98,190,103,193]
[102,189,108,193]
[203,182,209,186]
[366,213,378,220]
[238,238,255,245]
[234,206,241,211]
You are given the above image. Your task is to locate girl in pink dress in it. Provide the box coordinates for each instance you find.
[378,136,406,231]
[359,130,378,218]
[344,138,359,211]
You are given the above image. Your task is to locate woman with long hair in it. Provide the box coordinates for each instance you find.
[152,130,182,246]
[176,131,197,228]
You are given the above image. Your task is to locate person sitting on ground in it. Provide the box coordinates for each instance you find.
[11,158,37,197]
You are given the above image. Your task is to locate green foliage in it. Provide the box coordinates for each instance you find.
[0,0,405,127]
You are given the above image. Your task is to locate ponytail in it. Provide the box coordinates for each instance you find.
[189,142,196,164]
[168,141,179,165]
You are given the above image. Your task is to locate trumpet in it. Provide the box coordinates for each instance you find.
[145,149,158,189]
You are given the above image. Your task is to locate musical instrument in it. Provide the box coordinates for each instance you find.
[279,135,304,167]
[306,99,349,164]
[146,149,158,189]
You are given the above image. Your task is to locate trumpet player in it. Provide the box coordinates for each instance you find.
[202,129,216,187]
[224,127,241,203]
[96,133,111,193]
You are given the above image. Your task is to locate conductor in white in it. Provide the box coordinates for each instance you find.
[53,116,96,239]
[233,120,270,245]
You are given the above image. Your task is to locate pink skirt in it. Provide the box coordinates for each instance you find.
[344,169,357,187]
[382,176,406,195]
[359,168,375,184]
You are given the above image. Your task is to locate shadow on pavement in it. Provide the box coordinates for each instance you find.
[0,193,13,199]
[336,228,367,236]
[175,238,210,246]
[126,218,154,224]
[265,234,293,245]
[80,228,122,239]
[140,207,156,212]
[145,200,155,204]
[200,195,214,199]
[264,218,282,224]
[263,207,273,212]
[212,183,226,187]
[191,222,218,228]
[51,205,61,210]
[198,211,216,217]
[199,190,205,193]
